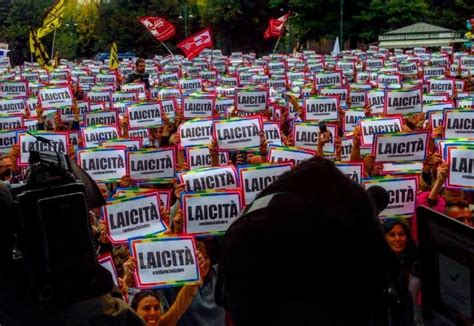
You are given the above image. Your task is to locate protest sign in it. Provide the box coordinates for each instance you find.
[443,109,474,139]
[0,97,27,115]
[235,88,268,112]
[81,125,119,148]
[126,102,163,129]
[0,80,28,97]
[86,91,111,104]
[178,165,238,192]
[423,93,449,105]
[18,131,68,165]
[319,86,350,108]
[384,86,423,116]
[335,162,364,184]
[215,97,234,116]
[429,78,455,97]
[350,90,367,108]
[38,86,73,109]
[129,128,151,146]
[303,95,339,121]
[179,78,202,94]
[367,89,385,115]
[96,73,117,85]
[343,109,365,133]
[423,66,446,78]
[160,98,177,121]
[373,131,430,163]
[362,176,418,218]
[178,118,213,149]
[0,113,23,130]
[446,146,474,190]
[456,97,474,109]
[181,190,243,235]
[101,138,142,150]
[263,121,282,146]
[213,116,262,151]
[0,129,18,154]
[267,145,316,165]
[98,254,119,287]
[381,162,424,175]
[129,236,200,289]
[340,137,354,162]
[293,122,336,153]
[77,147,127,182]
[112,91,139,103]
[314,71,343,88]
[182,95,215,119]
[185,145,229,170]
[127,147,176,182]
[104,193,166,243]
[121,83,146,100]
[84,109,118,127]
[238,163,292,205]
[359,116,403,147]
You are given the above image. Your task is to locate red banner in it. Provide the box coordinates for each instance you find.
[177,28,213,60]
[264,13,290,39]
[139,16,176,42]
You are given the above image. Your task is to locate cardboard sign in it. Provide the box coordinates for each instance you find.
[214,116,262,151]
[85,110,118,127]
[215,98,234,117]
[127,147,176,181]
[267,145,316,165]
[0,113,23,130]
[367,89,385,115]
[96,73,117,85]
[304,95,339,121]
[18,131,68,165]
[444,110,474,139]
[121,83,146,100]
[423,66,446,78]
[263,122,282,146]
[179,78,202,93]
[359,116,403,147]
[87,91,112,104]
[0,129,19,154]
[178,165,238,192]
[293,122,336,153]
[350,91,367,108]
[129,129,151,146]
[362,176,418,218]
[384,87,423,116]
[185,145,229,170]
[343,109,366,133]
[446,146,474,190]
[235,88,268,112]
[98,254,119,287]
[0,80,28,97]
[182,190,243,235]
[126,102,163,129]
[129,236,200,289]
[429,78,455,97]
[81,125,119,148]
[381,162,424,175]
[38,86,73,109]
[0,97,27,115]
[104,193,166,243]
[335,162,364,184]
[314,71,343,88]
[182,96,215,119]
[319,86,349,107]
[373,131,430,162]
[102,138,142,150]
[238,163,292,205]
[112,91,139,103]
[77,147,127,182]
[160,99,177,121]
[178,118,214,149]
[456,98,474,109]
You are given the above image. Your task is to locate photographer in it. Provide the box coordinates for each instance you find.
[126,58,151,90]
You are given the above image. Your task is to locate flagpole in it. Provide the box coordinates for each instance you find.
[50,28,57,64]
[159,40,178,63]
[273,34,283,54]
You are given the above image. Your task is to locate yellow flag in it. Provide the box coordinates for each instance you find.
[109,42,119,70]
[37,0,65,39]
[29,28,52,71]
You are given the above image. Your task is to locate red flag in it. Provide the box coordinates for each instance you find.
[139,16,176,42]
[177,28,213,60]
[263,13,290,39]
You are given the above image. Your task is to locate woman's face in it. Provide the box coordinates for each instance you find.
[385,224,408,255]
[136,296,161,326]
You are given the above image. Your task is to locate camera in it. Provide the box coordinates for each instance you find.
[1,134,106,307]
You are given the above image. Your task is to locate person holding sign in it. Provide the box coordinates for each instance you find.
[128,245,210,326]
[127,58,151,90]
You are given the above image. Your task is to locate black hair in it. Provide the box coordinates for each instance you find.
[131,290,161,311]
[221,157,390,325]
[135,58,145,67]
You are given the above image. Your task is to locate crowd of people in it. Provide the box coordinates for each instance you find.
[0,44,473,325]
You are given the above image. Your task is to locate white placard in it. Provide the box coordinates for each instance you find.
[178,165,238,192]
[373,131,430,162]
[127,102,163,129]
[81,125,119,148]
[128,147,176,181]
[182,96,215,119]
[18,132,68,165]
[38,86,73,109]
[178,118,213,149]
[444,110,474,139]
[304,96,339,121]
[214,117,262,151]
[359,117,403,147]
[235,88,268,112]
[77,148,127,182]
